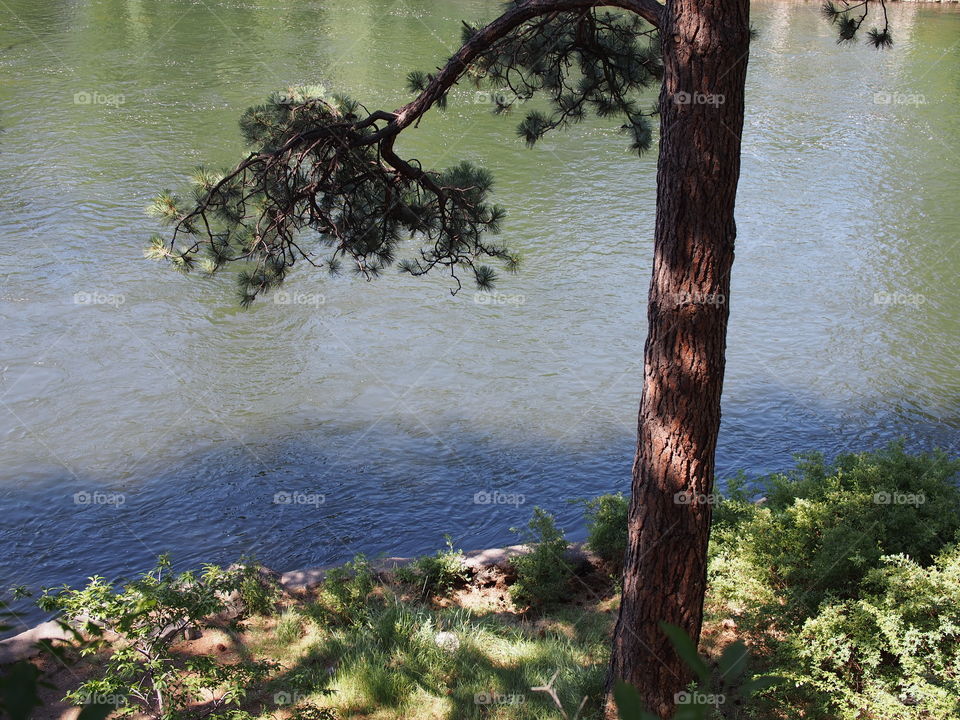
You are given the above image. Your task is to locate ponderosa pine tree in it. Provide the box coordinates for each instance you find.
[149,1,894,716]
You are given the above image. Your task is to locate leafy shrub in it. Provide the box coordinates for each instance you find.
[393,565,417,585]
[708,445,960,720]
[581,493,629,570]
[509,508,572,609]
[409,537,469,597]
[38,555,275,720]
[318,555,375,623]
[239,564,281,616]
[788,548,960,720]
[712,443,960,617]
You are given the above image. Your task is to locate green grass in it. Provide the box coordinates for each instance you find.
[237,585,613,720]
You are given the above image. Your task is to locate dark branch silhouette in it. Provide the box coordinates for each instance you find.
[148,0,666,304]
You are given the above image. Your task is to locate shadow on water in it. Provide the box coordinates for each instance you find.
[4,379,957,631]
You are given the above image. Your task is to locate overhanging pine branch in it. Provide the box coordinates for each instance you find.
[150,0,663,303]
[366,0,663,147]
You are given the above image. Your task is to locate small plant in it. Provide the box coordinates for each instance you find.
[787,548,960,720]
[712,443,960,617]
[275,609,304,645]
[393,565,418,585]
[239,564,281,616]
[290,703,339,720]
[581,493,629,571]
[708,445,960,719]
[38,555,276,720]
[509,507,572,609]
[319,555,375,623]
[410,537,469,597]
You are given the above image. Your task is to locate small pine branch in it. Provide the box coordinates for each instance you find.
[473,264,497,290]
[147,191,182,224]
[821,1,843,23]
[407,71,429,93]
[622,117,653,156]
[867,28,893,49]
[517,111,551,147]
[824,0,892,47]
[836,16,858,43]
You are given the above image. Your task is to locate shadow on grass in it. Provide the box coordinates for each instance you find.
[215,596,613,720]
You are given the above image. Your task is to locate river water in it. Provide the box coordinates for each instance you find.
[1,0,958,618]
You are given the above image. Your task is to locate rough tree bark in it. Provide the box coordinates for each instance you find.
[606,0,751,717]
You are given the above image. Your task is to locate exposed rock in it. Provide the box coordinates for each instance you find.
[279,542,595,592]
[434,631,460,652]
[0,620,72,665]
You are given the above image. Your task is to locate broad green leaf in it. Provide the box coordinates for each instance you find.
[613,680,658,720]
[660,622,710,684]
[77,702,114,720]
[717,640,749,681]
[0,661,44,720]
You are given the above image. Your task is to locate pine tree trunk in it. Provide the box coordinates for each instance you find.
[606,1,751,717]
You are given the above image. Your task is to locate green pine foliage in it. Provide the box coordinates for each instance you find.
[148,0,893,308]
[822,1,894,48]
[149,6,667,306]
[458,11,661,155]
[146,83,515,305]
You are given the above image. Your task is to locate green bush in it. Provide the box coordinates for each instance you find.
[509,508,572,609]
[708,444,960,720]
[581,493,628,570]
[38,555,275,720]
[410,537,469,597]
[789,548,960,720]
[239,565,281,616]
[393,565,417,585]
[713,443,960,617]
[318,555,376,624]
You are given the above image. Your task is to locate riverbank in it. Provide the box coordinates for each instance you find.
[0,543,553,665]
[20,542,623,720]
[7,446,960,720]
